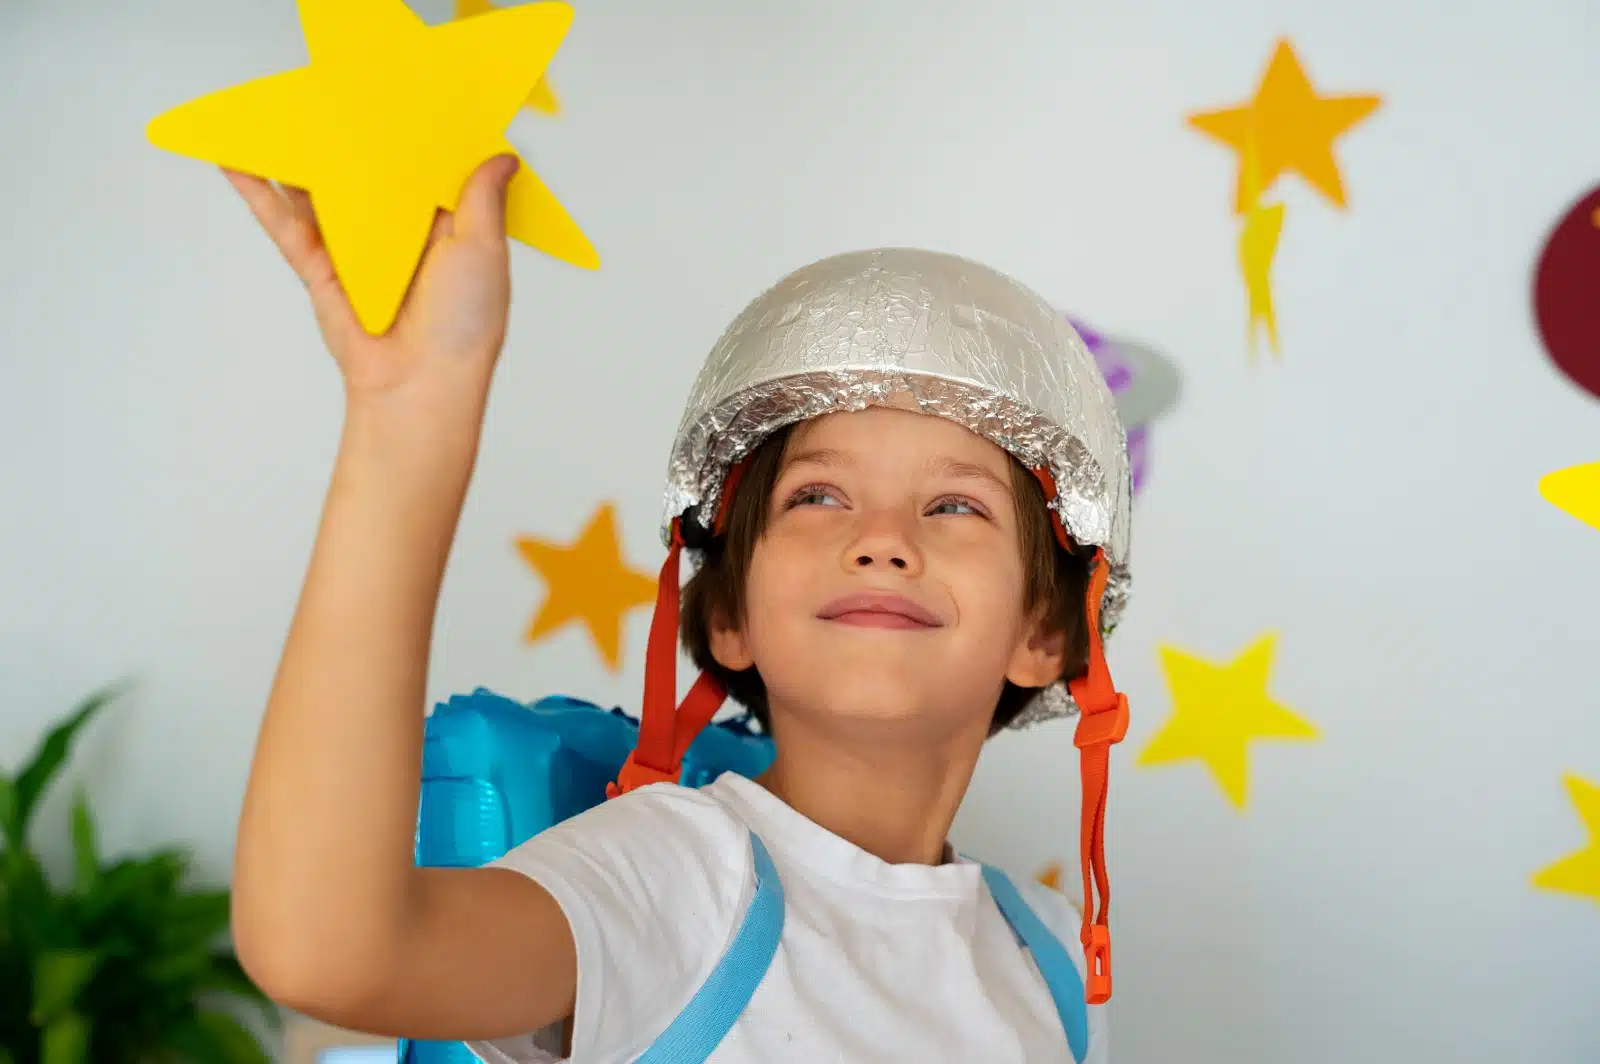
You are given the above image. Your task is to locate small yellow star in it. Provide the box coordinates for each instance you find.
[1539,463,1600,530]
[1532,775,1600,907]
[1188,38,1381,214]
[1138,633,1319,809]
[1036,862,1064,891]
[146,0,597,335]
[516,503,657,672]
[455,0,562,115]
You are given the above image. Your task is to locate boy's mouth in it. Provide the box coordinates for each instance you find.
[816,592,944,629]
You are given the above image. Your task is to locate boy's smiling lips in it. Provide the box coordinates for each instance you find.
[816,592,944,629]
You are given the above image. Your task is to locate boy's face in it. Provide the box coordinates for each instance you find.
[709,404,1066,740]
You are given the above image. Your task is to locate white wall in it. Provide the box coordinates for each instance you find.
[3,0,1596,1060]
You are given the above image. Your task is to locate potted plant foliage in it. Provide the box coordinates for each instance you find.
[0,684,277,1063]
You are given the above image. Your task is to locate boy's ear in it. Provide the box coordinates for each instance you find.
[1005,612,1067,689]
[708,608,755,671]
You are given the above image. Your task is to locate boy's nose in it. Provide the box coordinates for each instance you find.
[843,515,924,576]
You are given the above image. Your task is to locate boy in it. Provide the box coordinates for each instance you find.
[229,155,1130,1062]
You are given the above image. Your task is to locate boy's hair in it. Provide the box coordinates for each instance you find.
[680,424,1092,735]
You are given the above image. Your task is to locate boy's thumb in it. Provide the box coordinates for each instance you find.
[455,153,519,240]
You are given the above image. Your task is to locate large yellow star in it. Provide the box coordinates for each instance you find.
[1138,634,1319,809]
[146,0,597,335]
[515,502,657,673]
[1188,38,1381,214]
[455,0,562,115]
[1532,775,1600,907]
[1539,463,1600,530]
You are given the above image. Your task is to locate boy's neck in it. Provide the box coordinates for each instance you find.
[755,710,987,867]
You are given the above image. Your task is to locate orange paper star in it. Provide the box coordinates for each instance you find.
[1188,38,1381,214]
[516,502,657,672]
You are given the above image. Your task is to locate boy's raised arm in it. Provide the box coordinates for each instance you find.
[226,156,577,1038]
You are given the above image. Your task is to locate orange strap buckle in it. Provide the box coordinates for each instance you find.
[606,754,677,799]
[1074,692,1128,749]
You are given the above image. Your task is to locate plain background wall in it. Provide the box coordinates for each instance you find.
[3,0,1597,1060]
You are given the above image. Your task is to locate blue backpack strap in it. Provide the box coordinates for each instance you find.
[980,865,1091,1064]
[635,832,786,1063]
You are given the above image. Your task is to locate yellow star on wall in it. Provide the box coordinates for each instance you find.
[516,502,657,672]
[1532,775,1600,907]
[455,0,562,115]
[1138,634,1319,809]
[1188,37,1382,214]
[1539,463,1600,530]
[146,0,597,335]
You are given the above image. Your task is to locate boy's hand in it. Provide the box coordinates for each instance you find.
[223,154,520,409]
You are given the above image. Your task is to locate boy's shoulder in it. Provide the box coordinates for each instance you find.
[1004,874,1090,970]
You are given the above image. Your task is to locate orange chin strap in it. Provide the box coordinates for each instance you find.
[608,464,747,798]
[613,460,1126,1006]
[1034,468,1127,1006]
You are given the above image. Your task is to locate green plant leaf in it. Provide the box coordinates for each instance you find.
[161,888,233,947]
[201,951,281,1028]
[167,1009,273,1064]
[7,682,125,850]
[40,1011,89,1064]
[32,949,103,1024]
[0,774,15,851]
[68,787,98,893]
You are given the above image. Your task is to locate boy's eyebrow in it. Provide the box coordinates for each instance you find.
[928,455,1011,494]
[782,447,851,470]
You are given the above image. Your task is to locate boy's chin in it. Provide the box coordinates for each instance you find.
[778,674,995,735]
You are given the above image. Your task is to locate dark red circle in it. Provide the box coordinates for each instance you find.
[1534,183,1600,401]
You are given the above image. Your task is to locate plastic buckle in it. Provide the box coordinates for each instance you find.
[1074,692,1129,749]
[1083,923,1112,1004]
[606,754,677,799]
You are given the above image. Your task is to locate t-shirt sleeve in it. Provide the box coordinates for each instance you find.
[1014,880,1111,1064]
[465,783,755,1064]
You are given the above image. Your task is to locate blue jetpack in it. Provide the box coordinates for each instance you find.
[398,689,775,1064]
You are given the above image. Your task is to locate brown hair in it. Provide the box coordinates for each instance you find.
[680,423,1092,735]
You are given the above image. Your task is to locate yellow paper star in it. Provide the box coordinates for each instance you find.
[1036,862,1064,891]
[1532,775,1600,907]
[1239,125,1285,361]
[516,502,657,672]
[1539,463,1600,530]
[455,0,562,115]
[146,0,597,335]
[1138,634,1319,809]
[1188,38,1381,214]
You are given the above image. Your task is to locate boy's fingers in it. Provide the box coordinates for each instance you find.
[452,154,518,243]
[222,168,323,282]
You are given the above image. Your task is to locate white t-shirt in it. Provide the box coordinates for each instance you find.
[467,772,1108,1064]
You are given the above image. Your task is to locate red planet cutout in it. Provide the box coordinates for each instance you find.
[1534,183,1600,401]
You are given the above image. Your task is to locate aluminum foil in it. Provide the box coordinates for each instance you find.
[661,248,1133,727]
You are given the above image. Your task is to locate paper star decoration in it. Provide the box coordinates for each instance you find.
[1239,128,1286,360]
[146,0,598,335]
[516,502,657,672]
[1187,38,1382,214]
[1539,463,1600,530]
[1531,775,1600,907]
[455,0,561,115]
[1138,634,1319,809]
[1036,862,1064,891]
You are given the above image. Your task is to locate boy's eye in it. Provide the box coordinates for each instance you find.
[928,495,985,518]
[787,485,843,508]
